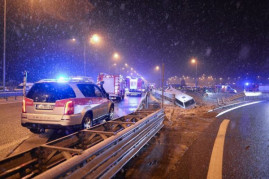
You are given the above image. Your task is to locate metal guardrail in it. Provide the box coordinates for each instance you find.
[217,92,245,106]
[0,92,22,101]
[0,93,164,178]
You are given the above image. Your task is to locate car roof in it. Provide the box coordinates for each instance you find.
[37,77,95,84]
[35,81,94,85]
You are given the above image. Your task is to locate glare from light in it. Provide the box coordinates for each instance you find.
[155,66,160,71]
[71,38,76,42]
[125,63,128,67]
[57,76,68,82]
[191,58,196,64]
[90,34,101,45]
[113,52,120,60]
[245,91,262,96]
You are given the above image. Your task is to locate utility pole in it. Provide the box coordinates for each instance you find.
[195,61,198,88]
[161,63,164,109]
[83,40,86,76]
[3,0,7,91]
[23,71,27,97]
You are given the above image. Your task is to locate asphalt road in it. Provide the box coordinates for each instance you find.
[175,101,269,178]
[0,95,142,160]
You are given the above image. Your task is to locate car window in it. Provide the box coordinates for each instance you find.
[27,83,76,102]
[175,98,184,107]
[77,84,95,97]
[185,99,195,108]
[94,86,103,97]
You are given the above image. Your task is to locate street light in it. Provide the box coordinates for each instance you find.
[155,66,160,71]
[113,52,120,60]
[191,58,198,88]
[71,38,76,42]
[125,63,128,67]
[90,34,101,45]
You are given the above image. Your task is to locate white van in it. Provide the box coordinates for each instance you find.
[166,87,196,108]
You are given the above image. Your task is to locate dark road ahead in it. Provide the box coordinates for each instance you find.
[221,101,269,178]
[176,101,269,178]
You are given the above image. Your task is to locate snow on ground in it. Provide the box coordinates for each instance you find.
[116,94,218,178]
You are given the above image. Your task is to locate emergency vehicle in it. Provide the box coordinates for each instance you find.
[97,73,125,101]
[21,76,114,133]
[215,85,237,93]
[125,76,144,97]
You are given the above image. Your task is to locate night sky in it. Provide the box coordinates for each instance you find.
[0,0,268,83]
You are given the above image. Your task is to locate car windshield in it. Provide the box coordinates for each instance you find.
[184,99,195,108]
[26,83,76,102]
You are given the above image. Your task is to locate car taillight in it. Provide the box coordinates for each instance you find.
[64,101,74,115]
[22,99,26,113]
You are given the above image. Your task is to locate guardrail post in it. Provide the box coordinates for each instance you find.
[217,98,221,106]
[222,97,225,104]
[145,92,149,109]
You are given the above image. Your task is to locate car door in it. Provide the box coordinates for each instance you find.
[94,85,109,117]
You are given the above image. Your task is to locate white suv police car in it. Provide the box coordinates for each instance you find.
[21,77,114,133]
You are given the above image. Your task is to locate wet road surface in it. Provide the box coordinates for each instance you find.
[176,101,269,178]
[114,95,143,117]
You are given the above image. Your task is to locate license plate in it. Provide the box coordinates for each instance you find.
[36,104,54,110]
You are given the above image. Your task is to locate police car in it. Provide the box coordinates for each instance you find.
[21,77,114,133]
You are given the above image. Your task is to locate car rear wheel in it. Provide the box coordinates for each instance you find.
[82,115,92,129]
[30,128,45,134]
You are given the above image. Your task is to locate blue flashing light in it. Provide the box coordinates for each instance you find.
[245,82,249,86]
[57,75,68,82]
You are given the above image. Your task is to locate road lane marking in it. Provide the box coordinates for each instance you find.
[216,101,263,117]
[207,119,230,179]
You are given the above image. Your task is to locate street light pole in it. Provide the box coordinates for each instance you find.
[83,40,86,76]
[3,0,7,91]
[161,63,164,109]
[195,62,197,88]
[191,58,198,88]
